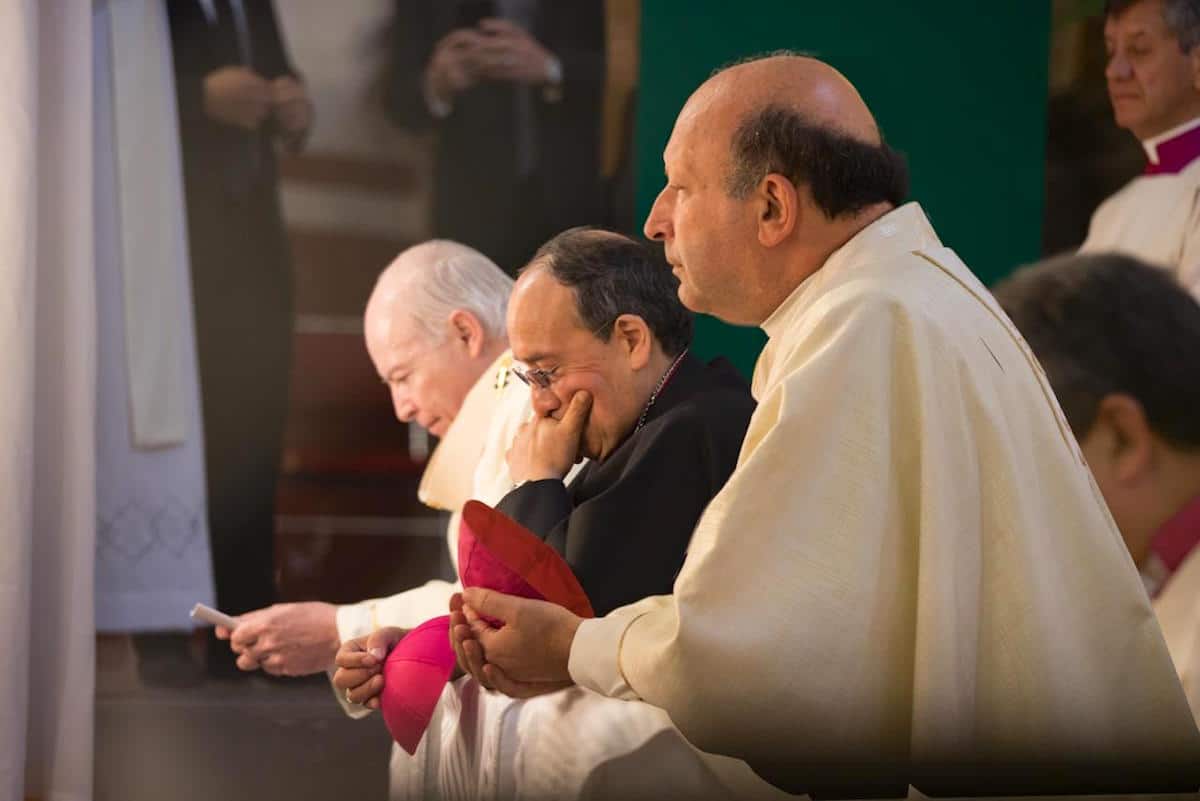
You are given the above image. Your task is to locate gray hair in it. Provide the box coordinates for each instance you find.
[377,240,513,344]
[1107,0,1200,51]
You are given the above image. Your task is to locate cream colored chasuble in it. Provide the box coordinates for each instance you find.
[570,202,1200,794]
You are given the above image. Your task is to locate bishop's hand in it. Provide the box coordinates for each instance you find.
[449,589,579,699]
[506,391,591,483]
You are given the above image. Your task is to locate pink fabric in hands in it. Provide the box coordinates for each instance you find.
[380,615,456,754]
[458,500,594,618]
[380,500,593,753]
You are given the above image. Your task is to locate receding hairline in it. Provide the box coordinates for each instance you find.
[683,53,882,148]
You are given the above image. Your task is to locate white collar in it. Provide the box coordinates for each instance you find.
[759,202,940,341]
[1142,116,1200,165]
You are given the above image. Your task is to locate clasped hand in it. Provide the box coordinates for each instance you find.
[426,18,557,103]
[202,66,312,148]
[330,627,410,709]
[448,589,581,699]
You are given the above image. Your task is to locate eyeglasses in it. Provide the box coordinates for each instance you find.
[509,363,560,390]
[508,317,620,390]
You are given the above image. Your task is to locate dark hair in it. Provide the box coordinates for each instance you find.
[526,228,693,356]
[993,252,1200,449]
[725,104,909,219]
[1106,0,1200,51]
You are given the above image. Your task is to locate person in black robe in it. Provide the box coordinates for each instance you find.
[388,0,606,274]
[166,0,312,674]
[497,228,755,615]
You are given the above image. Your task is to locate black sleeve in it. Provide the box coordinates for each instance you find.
[250,1,300,80]
[496,478,574,541]
[167,0,210,130]
[387,0,439,132]
[497,406,742,616]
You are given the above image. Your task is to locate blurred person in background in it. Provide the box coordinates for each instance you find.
[995,251,1200,724]
[388,0,606,273]
[167,0,313,676]
[1081,0,1200,296]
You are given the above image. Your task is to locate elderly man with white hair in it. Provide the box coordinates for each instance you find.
[213,238,520,678]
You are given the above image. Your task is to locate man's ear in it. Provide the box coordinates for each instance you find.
[757,173,799,248]
[1191,44,1200,92]
[1091,393,1155,485]
[612,314,652,370]
[447,309,486,359]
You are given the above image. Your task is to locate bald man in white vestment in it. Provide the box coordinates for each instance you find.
[451,54,1200,798]
[1080,0,1200,297]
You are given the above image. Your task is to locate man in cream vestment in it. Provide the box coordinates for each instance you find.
[452,54,1200,797]
[216,240,516,673]
[997,252,1200,726]
[1080,0,1200,297]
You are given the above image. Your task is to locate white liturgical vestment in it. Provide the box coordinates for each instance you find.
[333,350,527,645]
[1081,116,1200,299]
[1146,494,1200,727]
[569,202,1200,796]
[94,0,216,631]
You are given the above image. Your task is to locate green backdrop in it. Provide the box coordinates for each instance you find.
[636,2,1052,377]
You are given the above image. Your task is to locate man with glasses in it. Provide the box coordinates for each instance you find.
[498,227,756,615]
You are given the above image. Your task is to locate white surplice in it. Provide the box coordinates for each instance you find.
[1080,117,1200,299]
[93,0,215,632]
[570,202,1200,795]
[333,350,529,646]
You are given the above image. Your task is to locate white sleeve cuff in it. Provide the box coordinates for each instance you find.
[568,613,644,700]
[336,601,375,644]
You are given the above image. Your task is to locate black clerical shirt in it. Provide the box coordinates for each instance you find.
[496,354,754,615]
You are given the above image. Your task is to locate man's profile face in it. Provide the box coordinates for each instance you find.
[364,304,478,438]
[643,97,760,325]
[1104,0,1199,140]
[507,269,644,462]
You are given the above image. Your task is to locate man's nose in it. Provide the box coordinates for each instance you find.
[530,385,561,417]
[1106,51,1132,81]
[643,188,673,241]
[390,385,416,422]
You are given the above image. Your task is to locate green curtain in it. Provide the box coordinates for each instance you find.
[636,2,1052,377]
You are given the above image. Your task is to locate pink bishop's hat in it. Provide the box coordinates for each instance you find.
[379,500,593,753]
